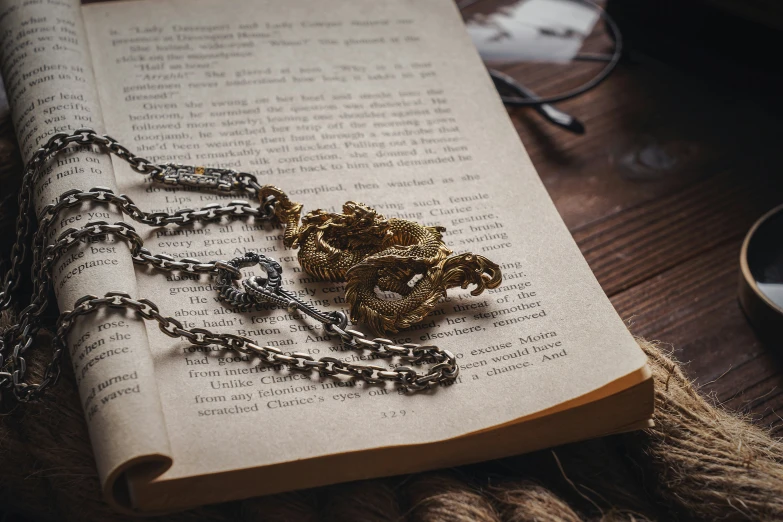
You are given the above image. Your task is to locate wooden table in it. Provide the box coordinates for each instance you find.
[0,25,781,435]
[512,55,783,434]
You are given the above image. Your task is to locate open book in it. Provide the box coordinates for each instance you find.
[0,0,653,513]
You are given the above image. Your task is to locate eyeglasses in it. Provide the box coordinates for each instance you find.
[459,0,622,134]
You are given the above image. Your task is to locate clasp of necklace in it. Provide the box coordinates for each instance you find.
[153,163,289,220]
[158,163,241,192]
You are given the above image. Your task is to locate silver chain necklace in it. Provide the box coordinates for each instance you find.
[0,129,458,402]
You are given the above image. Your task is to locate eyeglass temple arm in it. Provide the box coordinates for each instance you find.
[490,69,585,135]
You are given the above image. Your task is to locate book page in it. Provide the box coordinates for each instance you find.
[82,0,648,498]
[0,0,170,506]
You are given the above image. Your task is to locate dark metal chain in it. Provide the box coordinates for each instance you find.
[0,129,458,401]
[54,292,457,394]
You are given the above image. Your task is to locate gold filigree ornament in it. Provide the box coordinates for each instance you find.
[260,187,503,334]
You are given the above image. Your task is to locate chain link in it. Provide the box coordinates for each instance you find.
[0,129,458,401]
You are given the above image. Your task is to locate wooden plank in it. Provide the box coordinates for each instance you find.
[461,0,727,229]
[512,63,719,230]
[608,239,783,431]
[573,171,782,295]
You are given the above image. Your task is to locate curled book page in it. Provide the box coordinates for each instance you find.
[0,0,171,511]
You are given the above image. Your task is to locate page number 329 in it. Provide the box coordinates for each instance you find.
[380,410,408,419]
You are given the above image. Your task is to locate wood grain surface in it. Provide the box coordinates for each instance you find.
[1,6,781,437]
[511,57,783,433]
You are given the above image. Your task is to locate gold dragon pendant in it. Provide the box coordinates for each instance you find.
[260,187,502,334]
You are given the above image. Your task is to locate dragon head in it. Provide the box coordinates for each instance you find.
[339,201,391,245]
[294,201,392,254]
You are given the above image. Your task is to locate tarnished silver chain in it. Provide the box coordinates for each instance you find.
[0,129,458,401]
